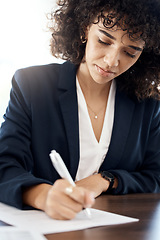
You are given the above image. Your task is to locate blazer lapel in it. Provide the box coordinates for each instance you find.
[100,87,136,170]
[58,62,136,175]
[58,62,79,180]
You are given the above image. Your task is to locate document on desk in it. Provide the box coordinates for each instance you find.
[0,226,47,240]
[0,202,139,234]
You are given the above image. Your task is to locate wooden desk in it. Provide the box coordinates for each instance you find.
[1,193,160,240]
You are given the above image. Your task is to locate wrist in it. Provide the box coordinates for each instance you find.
[97,173,110,192]
[100,171,118,192]
[23,183,52,210]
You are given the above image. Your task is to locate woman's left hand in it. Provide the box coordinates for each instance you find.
[75,173,109,198]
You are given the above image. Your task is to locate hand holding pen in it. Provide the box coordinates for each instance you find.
[49,150,95,219]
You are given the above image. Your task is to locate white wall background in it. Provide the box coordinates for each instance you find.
[0,0,61,123]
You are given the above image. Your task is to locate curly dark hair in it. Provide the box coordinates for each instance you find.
[49,0,160,100]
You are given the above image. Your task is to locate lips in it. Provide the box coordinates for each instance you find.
[95,65,115,77]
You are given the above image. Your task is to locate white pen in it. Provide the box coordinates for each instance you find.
[49,150,91,219]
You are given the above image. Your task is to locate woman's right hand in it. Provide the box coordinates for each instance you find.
[23,179,95,220]
[44,179,95,220]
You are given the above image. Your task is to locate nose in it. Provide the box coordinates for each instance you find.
[104,48,120,68]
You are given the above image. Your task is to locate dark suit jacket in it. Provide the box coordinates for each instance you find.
[0,61,160,209]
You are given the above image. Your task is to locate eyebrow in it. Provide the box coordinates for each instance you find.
[128,45,143,51]
[99,29,116,40]
[98,29,143,51]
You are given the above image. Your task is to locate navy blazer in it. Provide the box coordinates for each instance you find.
[0,61,160,209]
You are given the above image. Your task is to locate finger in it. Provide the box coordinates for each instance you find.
[84,191,95,208]
[46,184,83,214]
[65,185,95,208]
[54,179,86,205]
[52,179,95,212]
[46,200,78,220]
[65,185,74,195]
[53,190,83,213]
[64,185,86,204]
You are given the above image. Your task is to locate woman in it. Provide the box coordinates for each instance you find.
[0,0,160,220]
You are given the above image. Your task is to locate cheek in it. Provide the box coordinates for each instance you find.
[85,40,102,60]
[85,46,95,61]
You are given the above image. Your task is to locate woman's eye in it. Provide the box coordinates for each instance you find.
[98,39,110,46]
[125,51,136,58]
[98,38,137,58]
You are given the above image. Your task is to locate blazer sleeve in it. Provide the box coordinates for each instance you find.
[110,100,160,194]
[0,69,52,209]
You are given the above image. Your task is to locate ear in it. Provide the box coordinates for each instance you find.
[85,25,91,40]
[80,24,92,43]
[80,26,89,43]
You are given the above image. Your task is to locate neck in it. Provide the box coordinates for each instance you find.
[77,65,112,100]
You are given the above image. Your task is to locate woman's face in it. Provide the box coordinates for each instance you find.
[82,20,145,85]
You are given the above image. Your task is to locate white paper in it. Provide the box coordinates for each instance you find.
[0,227,46,240]
[0,202,139,234]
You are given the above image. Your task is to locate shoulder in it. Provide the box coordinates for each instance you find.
[117,84,160,110]
[12,61,76,92]
[10,61,77,109]
[116,86,160,126]
[137,98,160,116]
[14,63,62,85]
[14,61,75,81]
[134,98,160,130]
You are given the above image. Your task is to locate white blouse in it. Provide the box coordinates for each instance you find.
[75,78,116,181]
